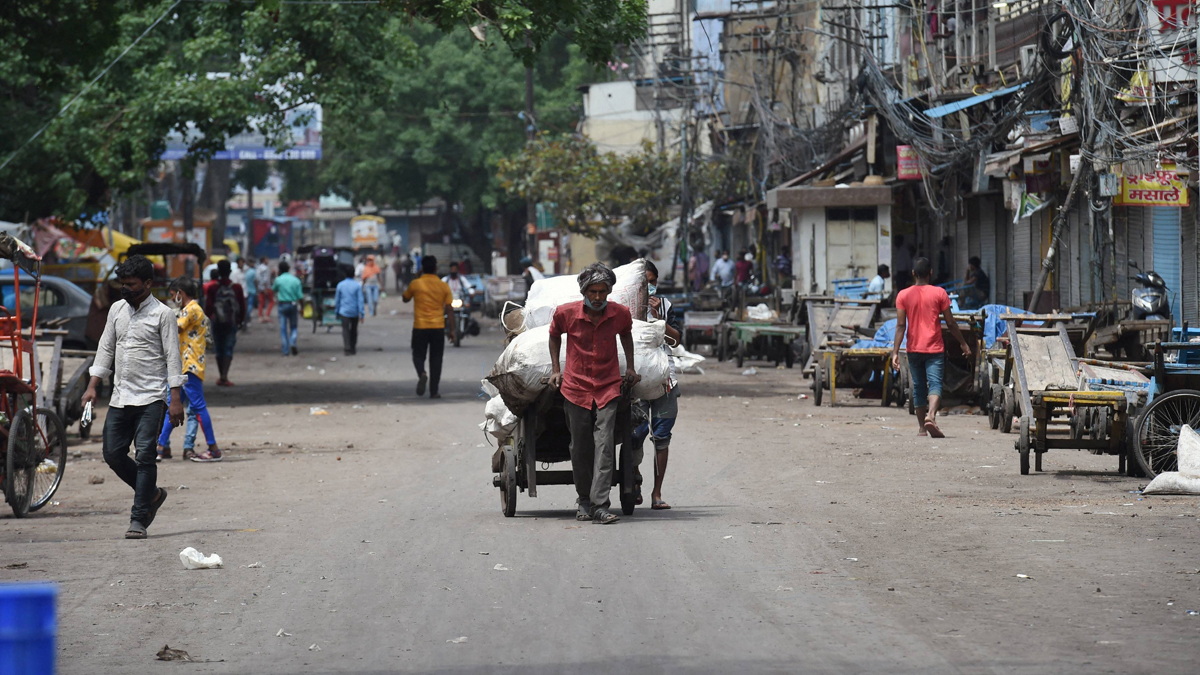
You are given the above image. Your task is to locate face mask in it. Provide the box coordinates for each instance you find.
[744,254,753,262]
[450,273,458,279]
[586,298,608,312]
[647,284,657,296]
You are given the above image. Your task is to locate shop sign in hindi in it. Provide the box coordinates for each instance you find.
[897,145,922,179]
[1114,167,1189,206]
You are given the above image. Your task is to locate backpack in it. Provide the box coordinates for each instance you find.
[213,284,239,326]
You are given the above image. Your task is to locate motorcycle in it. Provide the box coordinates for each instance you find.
[1128,259,1171,321]
[447,297,481,347]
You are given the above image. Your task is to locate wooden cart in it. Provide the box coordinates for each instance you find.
[683,310,725,357]
[492,386,638,518]
[811,348,897,407]
[724,321,807,368]
[1008,321,1132,475]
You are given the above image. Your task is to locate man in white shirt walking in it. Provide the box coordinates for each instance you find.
[82,255,185,539]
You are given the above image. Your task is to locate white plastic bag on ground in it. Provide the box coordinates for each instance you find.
[486,319,669,415]
[521,260,648,329]
[1143,424,1200,495]
[479,395,520,442]
[746,303,777,322]
[179,547,223,570]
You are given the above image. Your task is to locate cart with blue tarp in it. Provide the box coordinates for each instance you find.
[1130,330,1200,477]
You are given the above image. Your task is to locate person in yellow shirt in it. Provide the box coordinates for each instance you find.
[156,278,222,462]
[402,255,455,399]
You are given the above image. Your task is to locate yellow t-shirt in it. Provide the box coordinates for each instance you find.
[178,301,209,380]
[403,274,454,330]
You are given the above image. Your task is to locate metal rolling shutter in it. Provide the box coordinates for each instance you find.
[993,199,1009,306]
[1077,206,1093,303]
[1014,216,1032,304]
[1152,207,1182,323]
[1183,194,1198,324]
[979,196,997,296]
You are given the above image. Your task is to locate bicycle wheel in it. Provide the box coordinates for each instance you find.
[29,408,67,512]
[5,408,37,518]
[1134,389,1200,478]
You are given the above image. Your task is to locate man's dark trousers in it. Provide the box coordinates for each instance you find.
[411,328,444,395]
[103,402,166,524]
[340,315,359,354]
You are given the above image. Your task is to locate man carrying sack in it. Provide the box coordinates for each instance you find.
[548,263,639,525]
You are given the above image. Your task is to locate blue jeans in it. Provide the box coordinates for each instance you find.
[158,373,214,449]
[278,302,299,354]
[364,284,380,316]
[907,352,945,406]
[633,387,678,466]
[213,325,237,358]
[103,401,166,524]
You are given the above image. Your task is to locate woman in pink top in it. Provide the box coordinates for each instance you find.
[891,257,972,438]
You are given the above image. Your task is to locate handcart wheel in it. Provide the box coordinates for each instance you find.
[903,369,915,416]
[1000,387,1015,434]
[881,363,893,407]
[1017,416,1031,475]
[1070,413,1085,440]
[1134,389,1200,478]
[717,327,727,362]
[5,408,37,518]
[988,384,1002,430]
[500,445,517,517]
[812,358,824,407]
[619,434,636,516]
[736,340,745,368]
[784,341,795,369]
[28,408,67,513]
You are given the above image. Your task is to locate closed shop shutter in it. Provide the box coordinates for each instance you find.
[1114,207,1152,300]
[1077,207,1093,304]
[1014,216,1032,304]
[979,196,997,297]
[1183,194,1198,324]
[1152,206,1182,323]
[993,199,1009,305]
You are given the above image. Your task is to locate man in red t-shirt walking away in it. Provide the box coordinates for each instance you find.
[892,257,972,438]
[549,263,639,525]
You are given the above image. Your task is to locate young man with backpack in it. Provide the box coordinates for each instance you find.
[204,259,247,387]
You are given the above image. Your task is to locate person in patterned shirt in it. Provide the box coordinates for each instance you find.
[155,277,223,462]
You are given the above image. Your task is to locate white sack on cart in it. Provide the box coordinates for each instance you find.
[486,319,669,415]
[521,260,649,330]
[479,394,520,443]
[1142,424,1200,495]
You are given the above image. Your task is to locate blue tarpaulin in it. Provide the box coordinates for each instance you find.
[925,82,1030,119]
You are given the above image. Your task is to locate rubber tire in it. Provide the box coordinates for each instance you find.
[989,384,1002,430]
[813,359,824,407]
[717,327,727,362]
[619,438,636,516]
[454,329,462,348]
[500,446,517,517]
[5,408,36,518]
[29,408,67,512]
[736,340,745,368]
[1133,389,1200,478]
[904,369,915,416]
[1018,416,1031,475]
[1000,387,1015,434]
[784,340,795,369]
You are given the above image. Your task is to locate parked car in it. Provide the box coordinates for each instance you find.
[0,271,93,348]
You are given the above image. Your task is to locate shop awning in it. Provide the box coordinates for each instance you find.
[925,82,1030,119]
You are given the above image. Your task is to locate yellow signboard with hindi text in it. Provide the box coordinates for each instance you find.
[1114,166,1189,207]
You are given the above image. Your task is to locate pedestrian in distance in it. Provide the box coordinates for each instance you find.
[868,264,890,301]
[82,254,185,539]
[548,262,639,525]
[256,256,275,323]
[241,258,257,328]
[204,259,247,386]
[891,257,972,439]
[734,249,753,284]
[204,268,219,297]
[334,267,365,355]
[710,250,736,289]
[359,254,382,316]
[156,277,222,463]
[273,260,304,356]
[402,255,454,399]
[632,261,681,510]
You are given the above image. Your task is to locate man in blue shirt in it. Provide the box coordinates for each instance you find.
[710,250,736,288]
[334,268,365,355]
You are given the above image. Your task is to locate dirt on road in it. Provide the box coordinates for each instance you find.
[2,294,1198,674]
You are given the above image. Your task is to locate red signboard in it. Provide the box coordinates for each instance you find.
[897,145,922,180]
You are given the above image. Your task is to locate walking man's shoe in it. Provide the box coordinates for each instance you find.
[144,488,168,528]
[191,447,223,463]
[416,372,428,396]
[125,521,148,539]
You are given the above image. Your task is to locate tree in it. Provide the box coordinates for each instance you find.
[497,136,729,236]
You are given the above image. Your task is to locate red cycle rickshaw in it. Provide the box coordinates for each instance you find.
[0,233,68,517]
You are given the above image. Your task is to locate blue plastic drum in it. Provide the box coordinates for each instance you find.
[0,583,57,675]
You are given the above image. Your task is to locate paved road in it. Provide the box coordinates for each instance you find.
[3,295,1198,674]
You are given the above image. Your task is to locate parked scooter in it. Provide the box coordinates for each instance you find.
[447,298,481,347]
[1128,259,1171,321]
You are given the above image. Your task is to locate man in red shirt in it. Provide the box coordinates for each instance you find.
[891,257,971,438]
[549,263,639,525]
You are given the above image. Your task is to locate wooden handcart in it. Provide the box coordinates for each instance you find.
[724,321,806,368]
[1008,321,1132,475]
[811,348,897,407]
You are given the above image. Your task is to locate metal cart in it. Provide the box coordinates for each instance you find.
[724,321,807,368]
[1130,333,1200,477]
[682,310,725,357]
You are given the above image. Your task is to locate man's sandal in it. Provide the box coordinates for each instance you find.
[651,499,671,510]
[592,509,620,525]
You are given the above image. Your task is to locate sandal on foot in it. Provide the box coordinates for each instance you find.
[923,419,945,438]
[651,499,671,510]
[144,488,168,528]
[156,445,171,462]
[191,448,223,463]
[592,509,620,525]
[125,521,147,539]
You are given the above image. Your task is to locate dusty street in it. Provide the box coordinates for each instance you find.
[2,294,1198,674]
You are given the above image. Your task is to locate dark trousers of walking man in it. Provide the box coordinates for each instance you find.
[411,328,444,396]
[340,315,359,355]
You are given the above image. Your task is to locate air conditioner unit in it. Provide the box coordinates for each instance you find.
[1019,45,1038,75]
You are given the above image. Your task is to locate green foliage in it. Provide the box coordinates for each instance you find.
[497,136,729,236]
[383,0,647,66]
[233,160,271,193]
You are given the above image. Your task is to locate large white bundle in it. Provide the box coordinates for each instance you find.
[479,394,520,442]
[520,260,649,330]
[486,319,669,416]
[1143,424,1200,495]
